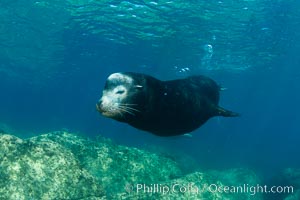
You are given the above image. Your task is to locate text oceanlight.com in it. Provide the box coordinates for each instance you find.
[125,183,294,196]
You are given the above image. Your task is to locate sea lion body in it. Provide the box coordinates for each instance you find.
[96,72,238,136]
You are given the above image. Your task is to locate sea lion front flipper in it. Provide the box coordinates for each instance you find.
[182,133,193,138]
[216,106,240,117]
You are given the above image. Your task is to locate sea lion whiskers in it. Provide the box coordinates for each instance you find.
[118,103,141,112]
[118,104,141,113]
[116,108,125,117]
[117,106,136,116]
[119,103,138,106]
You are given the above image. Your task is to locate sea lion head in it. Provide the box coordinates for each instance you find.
[96,73,146,121]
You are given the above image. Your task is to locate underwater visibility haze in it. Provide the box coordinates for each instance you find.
[0,0,300,199]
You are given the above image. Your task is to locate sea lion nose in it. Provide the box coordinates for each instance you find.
[96,100,102,112]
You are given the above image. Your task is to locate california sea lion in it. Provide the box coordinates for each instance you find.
[96,72,239,136]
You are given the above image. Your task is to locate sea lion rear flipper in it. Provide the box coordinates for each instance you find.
[216,106,240,117]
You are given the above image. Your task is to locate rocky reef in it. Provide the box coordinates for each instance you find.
[0,132,104,199]
[0,131,264,199]
[268,168,300,200]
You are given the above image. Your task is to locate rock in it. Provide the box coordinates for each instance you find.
[282,168,300,188]
[281,168,300,200]
[0,133,105,200]
[265,168,298,200]
[0,131,264,199]
[113,168,262,200]
[285,190,300,200]
[30,131,182,197]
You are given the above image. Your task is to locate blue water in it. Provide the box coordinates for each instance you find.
[0,0,300,182]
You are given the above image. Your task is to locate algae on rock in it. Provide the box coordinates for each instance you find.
[1,131,264,199]
[0,133,105,200]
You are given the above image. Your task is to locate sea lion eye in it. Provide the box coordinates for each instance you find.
[116,90,125,94]
[134,85,143,89]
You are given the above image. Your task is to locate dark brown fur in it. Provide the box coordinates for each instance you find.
[97,72,238,136]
